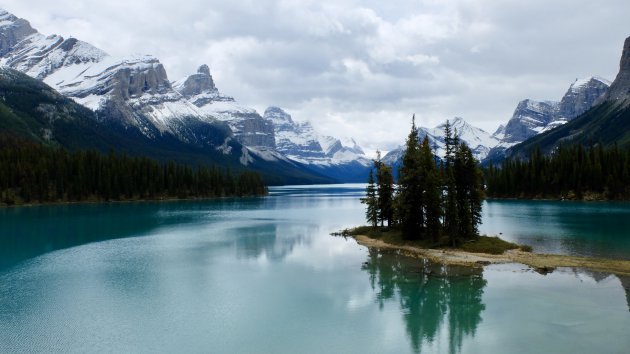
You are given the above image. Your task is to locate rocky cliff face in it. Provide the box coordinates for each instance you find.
[604,36,630,103]
[0,9,36,56]
[498,99,559,144]
[559,77,610,118]
[264,106,325,160]
[174,65,276,149]
[262,106,371,182]
[487,76,611,162]
[264,106,371,167]
[0,9,218,143]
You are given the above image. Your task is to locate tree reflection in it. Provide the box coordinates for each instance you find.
[620,276,630,312]
[362,249,486,353]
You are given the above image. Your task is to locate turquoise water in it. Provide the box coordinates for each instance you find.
[0,185,629,353]
[481,199,630,259]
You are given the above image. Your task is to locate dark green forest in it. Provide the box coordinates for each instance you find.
[362,118,484,246]
[0,136,267,206]
[486,144,630,200]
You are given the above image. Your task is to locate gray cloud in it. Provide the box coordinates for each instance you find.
[2,0,629,152]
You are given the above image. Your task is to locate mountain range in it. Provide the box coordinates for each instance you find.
[505,36,630,158]
[0,8,369,184]
[1,8,629,182]
[383,74,613,168]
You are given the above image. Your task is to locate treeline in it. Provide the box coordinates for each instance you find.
[0,136,267,205]
[362,118,484,246]
[486,144,630,200]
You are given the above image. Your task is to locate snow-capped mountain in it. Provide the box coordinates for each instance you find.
[487,77,610,162]
[174,65,276,149]
[492,99,560,144]
[505,36,630,160]
[383,117,499,166]
[0,8,340,185]
[264,106,371,165]
[0,9,218,143]
[264,106,325,161]
[263,106,372,181]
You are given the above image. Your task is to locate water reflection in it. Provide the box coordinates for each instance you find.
[620,276,630,311]
[363,249,486,354]
[0,198,265,271]
[577,269,630,312]
[233,224,312,261]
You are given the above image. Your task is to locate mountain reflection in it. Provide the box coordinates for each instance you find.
[234,224,312,261]
[362,249,486,354]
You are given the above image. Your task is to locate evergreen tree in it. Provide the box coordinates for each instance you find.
[374,151,395,228]
[397,115,423,238]
[454,143,483,242]
[361,169,379,228]
[421,136,441,241]
[443,121,460,246]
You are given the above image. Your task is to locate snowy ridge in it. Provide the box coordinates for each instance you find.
[383,117,499,165]
[175,65,275,149]
[570,77,611,93]
[264,106,371,167]
[486,76,611,162]
[0,9,212,137]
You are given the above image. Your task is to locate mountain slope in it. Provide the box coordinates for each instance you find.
[0,67,333,185]
[174,65,276,149]
[506,36,630,158]
[383,117,499,170]
[0,8,333,185]
[486,77,610,163]
[263,106,372,182]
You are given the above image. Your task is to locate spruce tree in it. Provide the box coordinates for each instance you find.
[454,143,483,242]
[397,115,423,238]
[421,136,441,241]
[361,169,379,228]
[443,121,460,246]
[378,163,396,228]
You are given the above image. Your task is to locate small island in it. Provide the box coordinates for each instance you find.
[341,118,630,277]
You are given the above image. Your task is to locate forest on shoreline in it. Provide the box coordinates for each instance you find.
[486,144,630,200]
[0,135,267,206]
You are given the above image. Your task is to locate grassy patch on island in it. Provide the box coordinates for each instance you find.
[336,226,531,255]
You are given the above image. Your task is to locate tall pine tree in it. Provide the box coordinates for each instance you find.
[397,115,423,238]
[361,169,379,228]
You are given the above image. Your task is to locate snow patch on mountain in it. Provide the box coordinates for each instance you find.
[383,117,499,166]
[0,10,211,138]
[486,76,610,162]
[175,65,275,149]
[264,106,371,167]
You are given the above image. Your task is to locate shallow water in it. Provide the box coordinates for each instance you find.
[1,185,629,353]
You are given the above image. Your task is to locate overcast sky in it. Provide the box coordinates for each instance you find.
[3,0,629,153]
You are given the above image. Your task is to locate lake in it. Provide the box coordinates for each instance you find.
[1,184,629,353]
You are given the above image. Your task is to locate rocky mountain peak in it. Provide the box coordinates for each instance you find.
[197,64,210,76]
[499,99,559,144]
[559,77,609,119]
[604,36,630,103]
[264,106,294,125]
[0,8,37,56]
[174,63,219,99]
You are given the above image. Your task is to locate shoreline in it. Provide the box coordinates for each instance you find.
[353,235,630,276]
[0,194,268,209]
